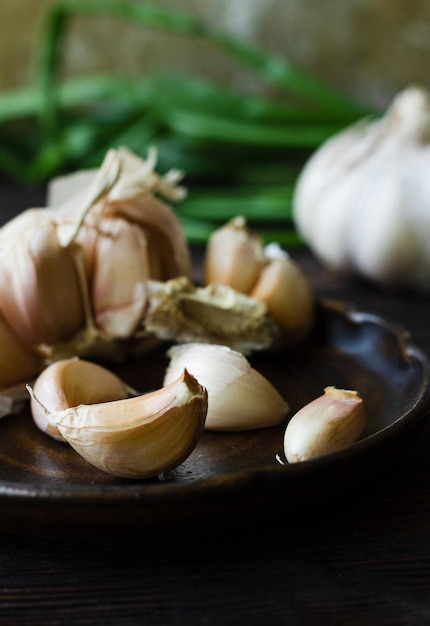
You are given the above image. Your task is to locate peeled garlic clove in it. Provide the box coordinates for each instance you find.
[30,358,131,441]
[250,245,314,347]
[284,386,366,463]
[0,209,84,345]
[204,216,266,293]
[164,343,289,431]
[28,367,207,478]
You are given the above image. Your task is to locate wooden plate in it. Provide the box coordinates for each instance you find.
[0,299,429,537]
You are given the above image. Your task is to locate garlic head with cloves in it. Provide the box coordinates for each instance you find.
[293,85,430,291]
[164,342,289,431]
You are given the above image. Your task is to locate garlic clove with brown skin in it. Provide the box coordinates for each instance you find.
[283,386,366,463]
[164,343,289,431]
[30,358,132,441]
[204,216,266,293]
[27,365,208,479]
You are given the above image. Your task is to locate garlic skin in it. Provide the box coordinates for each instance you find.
[293,85,430,291]
[30,358,131,441]
[204,218,314,347]
[28,367,208,478]
[283,387,366,463]
[164,343,289,431]
[145,277,276,355]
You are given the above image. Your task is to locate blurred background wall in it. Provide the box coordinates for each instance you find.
[1,0,430,110]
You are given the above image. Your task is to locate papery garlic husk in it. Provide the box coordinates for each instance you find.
[283,386,366,463]
[27,367,208,478]
[293,85,430,291]
[30,358,132,441]
[0,209,85,345]
[164,343,289,431]
[145,276,276,354]
[204,216,266,293]
[51,147,191,282]
[250,244,314,348]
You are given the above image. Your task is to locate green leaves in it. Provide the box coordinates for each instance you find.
[0,0,376,244]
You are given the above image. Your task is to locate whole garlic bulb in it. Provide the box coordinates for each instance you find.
[293,85,430,291]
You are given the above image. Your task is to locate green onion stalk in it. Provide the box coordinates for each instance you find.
[0,0,377,244]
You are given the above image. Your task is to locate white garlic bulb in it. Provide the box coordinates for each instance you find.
[293,85,430,291]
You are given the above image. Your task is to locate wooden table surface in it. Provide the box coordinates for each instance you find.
[1,184,430,625]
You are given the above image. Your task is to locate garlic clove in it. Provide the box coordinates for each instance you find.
[30,358,132,441]
[0,209,84,345]
[283,386,366,463]
[27,367,208,478]
[164,343,289,431]
[89,217,150,338]
[249,245,314,347]
[204,216,266,293]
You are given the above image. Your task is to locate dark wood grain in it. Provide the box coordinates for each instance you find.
[1,185,430,625]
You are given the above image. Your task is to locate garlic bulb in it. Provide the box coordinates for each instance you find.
[293,85,430,291]
[0,147,192,396]
[28,364,208,478]
[164,343,289,430]
[204,217,314,346]
[283,387,366,463]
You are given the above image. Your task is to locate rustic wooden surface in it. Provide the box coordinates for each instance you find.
[1,184,430,625]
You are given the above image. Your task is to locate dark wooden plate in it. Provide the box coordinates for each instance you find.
[0,299,429,537]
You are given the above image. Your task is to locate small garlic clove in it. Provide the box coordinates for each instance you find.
[27,367,208,478]
[204,216,266,293]
[284,386,366,463]
[164,343,289,431]
[249,248,315,348]
[30,358,131,441]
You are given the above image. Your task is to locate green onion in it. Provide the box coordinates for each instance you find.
[0,0,378,244]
